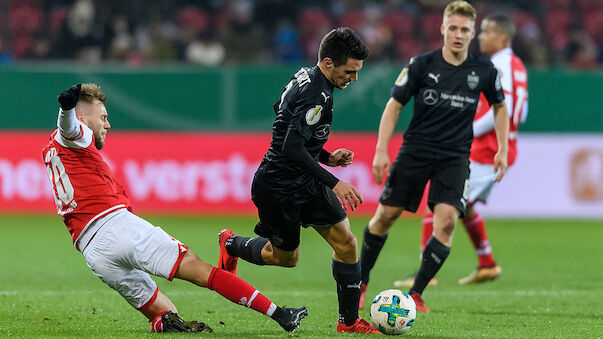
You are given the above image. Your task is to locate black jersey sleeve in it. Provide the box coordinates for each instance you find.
[483,64,505,106]
[282,129,339,188]
[288,89,327,141]
[390,57,423,105]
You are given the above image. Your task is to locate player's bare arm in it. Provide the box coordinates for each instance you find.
[492,101,509,182]
[373,97,403,185]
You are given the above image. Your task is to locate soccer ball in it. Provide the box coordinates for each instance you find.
[369,289,416,335]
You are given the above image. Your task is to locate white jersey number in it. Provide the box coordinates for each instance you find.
[513,86,527,126]
[45,148,77,214]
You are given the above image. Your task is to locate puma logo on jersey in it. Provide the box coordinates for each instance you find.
[305,105,323,125]
[321,92,330,103]
[428,73,440,83]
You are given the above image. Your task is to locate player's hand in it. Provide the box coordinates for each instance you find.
[332,181,363,211]
[327,148,354,167]
[493,151,507,182]
[372,150,390,185]
[57,84,81,110]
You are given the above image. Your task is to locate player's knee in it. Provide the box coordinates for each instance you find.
[272,250,299,267]
[334,233,358,258]
[438,215,457,235]
[374,208,401,228]
[276,255,298,267]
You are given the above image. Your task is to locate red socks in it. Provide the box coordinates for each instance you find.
[462,213,496,268]
[207,267,277,316]
[151,311,166,332]
[420,212,434,253]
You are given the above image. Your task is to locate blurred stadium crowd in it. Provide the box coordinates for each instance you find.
[1,0,601,68]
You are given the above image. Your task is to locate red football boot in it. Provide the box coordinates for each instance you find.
[337,318,381,334]
[218,229,238,275]
[409,292,430,312]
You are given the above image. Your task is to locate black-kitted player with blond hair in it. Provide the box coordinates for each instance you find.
[218,27,380,334]
[358,1,509,312]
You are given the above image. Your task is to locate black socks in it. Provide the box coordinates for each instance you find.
[332,260,362,326]
[410,236,450,295]
[360,225,388,285]
[225,235,269,265]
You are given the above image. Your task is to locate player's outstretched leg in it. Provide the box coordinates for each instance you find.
[151,311,213,333]
[274,307,309,332]
[359,224,388,310]
[206,266,307,332]
[458,212,502,285]
[218,228,239,274]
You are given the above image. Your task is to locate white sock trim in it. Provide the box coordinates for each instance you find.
[247,290,259,308]
[266,303,277,317]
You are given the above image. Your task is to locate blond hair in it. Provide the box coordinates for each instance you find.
[443,1,477,22]
[79,83,106,105]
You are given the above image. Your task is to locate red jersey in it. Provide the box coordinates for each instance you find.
[42,123,131,250]
[470,48,528,166]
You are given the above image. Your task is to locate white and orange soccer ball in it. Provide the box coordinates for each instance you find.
[369,289,416,335]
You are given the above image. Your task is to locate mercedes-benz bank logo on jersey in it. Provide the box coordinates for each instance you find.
[315,124,330,139]
[423,89,438,105]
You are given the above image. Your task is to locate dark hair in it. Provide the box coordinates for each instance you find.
[484,14,516,40]
[318,27,369,66]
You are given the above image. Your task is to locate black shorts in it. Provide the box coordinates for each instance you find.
[379,152,470,217]
[251,179,347,251]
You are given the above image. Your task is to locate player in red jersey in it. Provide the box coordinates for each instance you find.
[393,14,528,288]
[42,83,307,333]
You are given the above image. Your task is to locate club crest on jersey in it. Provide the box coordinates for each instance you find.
[467,71,479,89]
[306,105,323,125]
[395,68,409,86]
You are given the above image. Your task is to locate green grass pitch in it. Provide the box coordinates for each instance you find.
[0,215,601,338]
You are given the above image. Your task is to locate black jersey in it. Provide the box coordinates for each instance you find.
[256,66,335,199]
[391,49,505,158]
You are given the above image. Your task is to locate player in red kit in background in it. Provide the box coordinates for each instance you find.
[394,13,528,288]
[42,83,307,333]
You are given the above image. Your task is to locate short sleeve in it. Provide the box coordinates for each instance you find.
[482,65,505,106]
[390,57,422,105]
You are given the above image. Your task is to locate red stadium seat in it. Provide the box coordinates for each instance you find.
[338,10,367,31]
[49,6,70,33]
[512,10,538,30]
[541,0,571,11]
[298,8,332,35]
[9,5,42,35]
[176,6,209,33]
[582,10,603,42]
[395,35,422,61]
[12,33,33,58]
[421,11,442,40]
[382,11,415,37]
[544,10,572,37]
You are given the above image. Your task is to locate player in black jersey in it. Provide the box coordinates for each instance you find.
[217,28,380,334]
[358,1,510,312]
